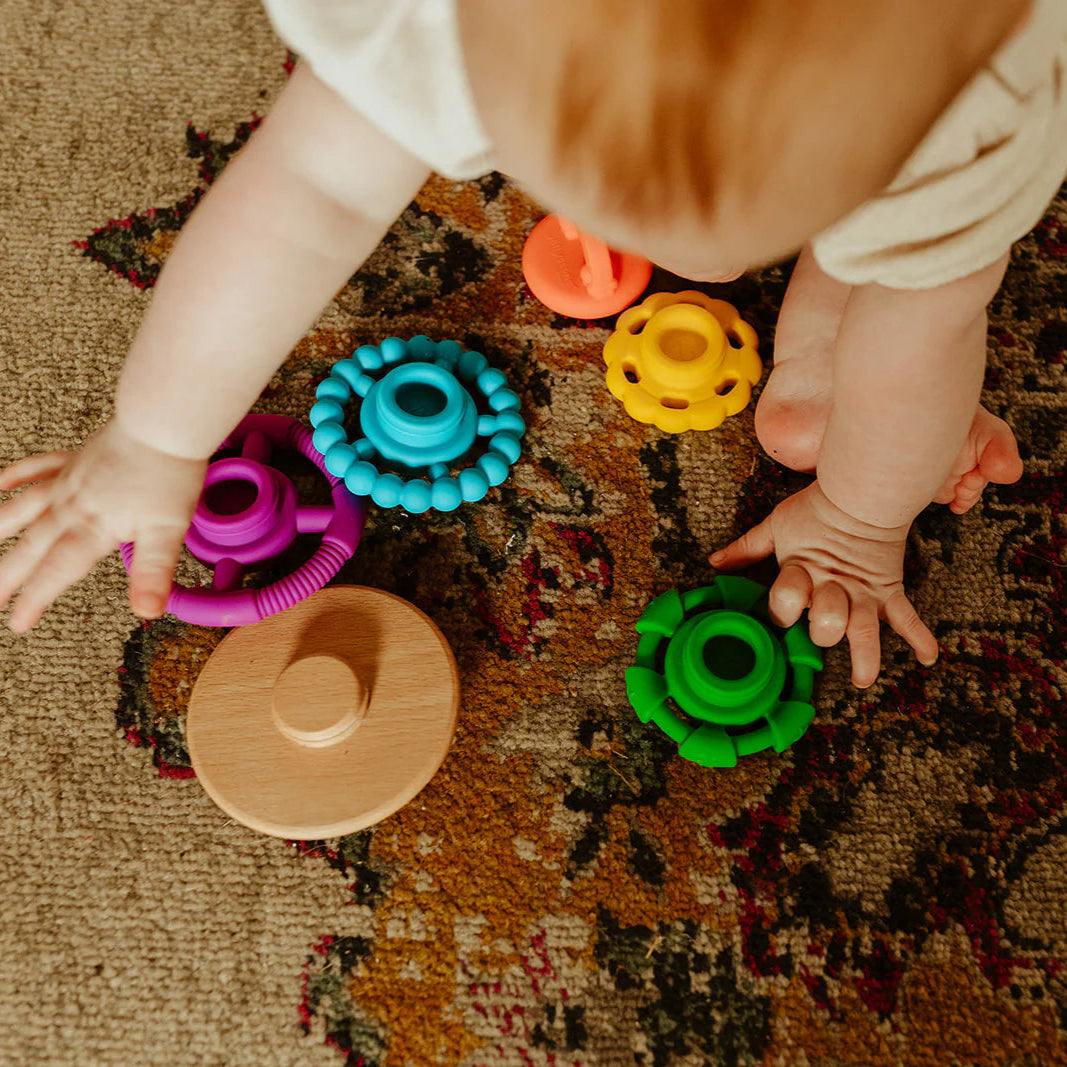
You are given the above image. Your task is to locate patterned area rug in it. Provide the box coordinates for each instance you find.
[4,4,1067,1065]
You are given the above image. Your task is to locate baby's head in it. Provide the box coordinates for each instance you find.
[459,0,1028,278]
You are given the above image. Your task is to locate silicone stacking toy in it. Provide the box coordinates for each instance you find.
[625,577,822,768]
[310,336,524,514]
[185,585,460,839]
[522,214,652,319]
[604,290,762,433]
[120,414,365,628]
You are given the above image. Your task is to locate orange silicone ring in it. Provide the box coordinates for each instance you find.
[522,214,652,320]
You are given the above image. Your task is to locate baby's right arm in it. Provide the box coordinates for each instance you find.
[713,253,1011,686]
[0,64,429,630]
[117,62,430,459]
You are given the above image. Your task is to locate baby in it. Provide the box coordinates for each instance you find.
[0,0,1062,689]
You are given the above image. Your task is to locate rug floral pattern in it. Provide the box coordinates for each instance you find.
[103,107,1067,1066]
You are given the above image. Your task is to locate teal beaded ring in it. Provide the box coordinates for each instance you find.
[309,336,525,514]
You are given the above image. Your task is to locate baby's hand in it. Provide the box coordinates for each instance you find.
[0,419,206,631]
[710,482,938,687]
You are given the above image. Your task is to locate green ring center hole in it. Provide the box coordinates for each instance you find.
[395,382,447,418]
[702,634,756,682]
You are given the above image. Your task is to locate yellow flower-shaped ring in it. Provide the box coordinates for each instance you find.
[603,291,761,433]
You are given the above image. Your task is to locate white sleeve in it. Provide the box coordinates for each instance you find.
[262,0,494,181]
[811,0,1067,289]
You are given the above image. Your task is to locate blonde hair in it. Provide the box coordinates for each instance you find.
[463,0,1028,239]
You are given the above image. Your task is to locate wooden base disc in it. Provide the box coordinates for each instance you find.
[186,586,460,839]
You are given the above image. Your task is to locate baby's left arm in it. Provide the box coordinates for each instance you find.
[713,254,1010,686]
[0,64,430,631]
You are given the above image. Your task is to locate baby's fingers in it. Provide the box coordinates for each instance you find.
[710,517,774,571]
[0,451,73,491]
[7,529,113,632]
[768,564,813,628]
[884,590,938,667]
[128,525,185,619]
[0,510,65,613]
[807,581,849,647]
[846,598,882,689]
[0,484,54,542]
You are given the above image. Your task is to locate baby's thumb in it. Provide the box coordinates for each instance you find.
[710,517,774,571]
[129,527,183,619]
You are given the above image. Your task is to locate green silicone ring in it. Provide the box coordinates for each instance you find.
[665,610,786,724]
[624,578,823,767]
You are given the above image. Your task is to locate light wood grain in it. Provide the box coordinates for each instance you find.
[186,586,460,839]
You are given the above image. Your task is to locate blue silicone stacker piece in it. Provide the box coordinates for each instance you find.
[309,336,525,514]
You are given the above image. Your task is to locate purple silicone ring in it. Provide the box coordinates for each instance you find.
[121,414,365,627]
